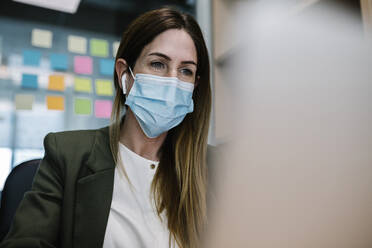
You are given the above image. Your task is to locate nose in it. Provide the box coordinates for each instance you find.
[167,68,178,78]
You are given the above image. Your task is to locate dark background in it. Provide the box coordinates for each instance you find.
[0,0,195,36]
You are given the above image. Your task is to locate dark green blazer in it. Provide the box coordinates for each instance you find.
[1,126,116,248]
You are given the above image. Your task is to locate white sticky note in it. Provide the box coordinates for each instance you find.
[31,29,52,48]
[15,94,34,110]
[68,35,87,54]
[113,41,120,57]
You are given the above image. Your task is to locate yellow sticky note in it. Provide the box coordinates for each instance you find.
[95,79,113,96]
[47,96,64,111]
[112,41,120,57]
[68,35,87,54]
[90,38,109,57]
[31,29,52,48]
[74,77,92,93]
[48,75,65,91]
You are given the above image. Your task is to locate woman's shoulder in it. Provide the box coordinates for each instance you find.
[49,126,107,142]
[43,126,110,157]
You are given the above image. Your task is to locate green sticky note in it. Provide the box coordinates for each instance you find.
[74,98,91,115]
[74,77,92,93]
[95,79,113,96]
[90,38,109,57]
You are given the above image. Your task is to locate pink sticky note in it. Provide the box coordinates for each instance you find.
[74,56,93,75]
[95,100,112,118]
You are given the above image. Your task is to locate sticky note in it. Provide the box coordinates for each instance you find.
[15,94,34,110]
[46,96,64,111]
[23,50,41,66]
[68,35,87,54]
[74,98,91,115]
[95,79,113,96]
[90,38,109,57]
[50,53,68,70]
[95,100,112,118]
[48,75,65,91]
[21,74,38,89]
[74,56,93,75]
[74,77,92,93]
[112,41,120,57]
[99,59,114,76]
[31,29,52,48]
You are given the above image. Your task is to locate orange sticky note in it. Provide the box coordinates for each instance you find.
[47,96,64,110]
[48,75,65,91]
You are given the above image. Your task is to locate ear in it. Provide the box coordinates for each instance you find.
[115,58,128,90]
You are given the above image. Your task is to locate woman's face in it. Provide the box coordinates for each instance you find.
[131,28,197,85]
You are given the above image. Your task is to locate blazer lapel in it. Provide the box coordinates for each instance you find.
[73,127,116,248]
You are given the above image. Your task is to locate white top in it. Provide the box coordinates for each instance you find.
[103,143,175,248]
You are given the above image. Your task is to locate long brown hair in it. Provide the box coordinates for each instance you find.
[109,7,211,247]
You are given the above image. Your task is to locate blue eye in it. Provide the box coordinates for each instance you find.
[151,61,165,70]
[180,68,193,76]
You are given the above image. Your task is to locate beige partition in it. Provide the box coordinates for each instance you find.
[212,0,237,142]
[212,0,369,142]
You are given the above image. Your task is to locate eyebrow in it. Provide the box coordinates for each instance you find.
[148,52,197,66]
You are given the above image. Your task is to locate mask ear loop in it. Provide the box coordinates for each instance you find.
[121,66,135,95]
[128,66,135,79]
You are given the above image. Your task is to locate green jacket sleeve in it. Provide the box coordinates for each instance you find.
[0,133,63,248]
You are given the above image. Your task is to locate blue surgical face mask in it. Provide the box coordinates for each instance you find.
[122,67,194,138]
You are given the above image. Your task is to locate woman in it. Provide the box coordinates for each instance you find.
[0,7,211,248]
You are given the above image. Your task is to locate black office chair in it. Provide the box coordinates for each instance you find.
[0,159,41,241]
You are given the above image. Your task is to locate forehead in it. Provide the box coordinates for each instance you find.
[141,29,197,63]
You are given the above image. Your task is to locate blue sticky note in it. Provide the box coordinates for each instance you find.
[23,49,41,66]
[50,53,68,70]
[99,59,115,76]
[21,74,38,89]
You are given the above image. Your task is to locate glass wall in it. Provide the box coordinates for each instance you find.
[0,0,195,190]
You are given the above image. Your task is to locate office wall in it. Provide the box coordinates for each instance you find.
[0,17,119,189]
